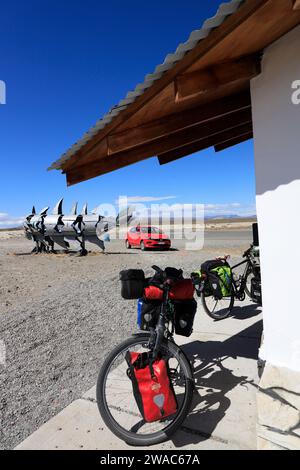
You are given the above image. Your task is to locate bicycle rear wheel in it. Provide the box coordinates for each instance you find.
[201,291,234,320]
[96,333,194,446]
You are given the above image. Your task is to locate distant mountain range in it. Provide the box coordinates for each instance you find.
[137,214,257,224]
[205,214,257,220]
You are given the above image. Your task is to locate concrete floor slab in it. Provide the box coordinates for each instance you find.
[15,397,243,450]
[16,299,262,450]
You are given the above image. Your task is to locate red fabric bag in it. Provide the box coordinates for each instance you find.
[144,279,194,301]
[169,279,194,300]
[126,352,178,423]
[144,285,164,300]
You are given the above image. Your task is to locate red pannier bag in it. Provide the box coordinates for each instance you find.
[144,285,164,300]
[170,279,194,300]
[126,352,178,423]
[144,279,194,301]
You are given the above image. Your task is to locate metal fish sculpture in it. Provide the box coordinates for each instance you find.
[23,199,133,255]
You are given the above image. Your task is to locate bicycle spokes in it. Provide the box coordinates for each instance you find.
[103,342,187,436]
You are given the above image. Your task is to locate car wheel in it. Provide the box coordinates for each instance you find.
[140,241,146,251]
[125,240,131,249]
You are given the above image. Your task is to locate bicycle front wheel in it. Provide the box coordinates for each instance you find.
[201,291,234,320]
[96,334,194,446]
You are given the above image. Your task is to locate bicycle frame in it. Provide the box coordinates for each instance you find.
[152,284,172,358]
[231,258,253,300]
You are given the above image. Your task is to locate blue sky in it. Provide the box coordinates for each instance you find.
[0,0,256,227]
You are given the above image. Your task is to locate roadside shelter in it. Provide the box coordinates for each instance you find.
[50,0,300,449]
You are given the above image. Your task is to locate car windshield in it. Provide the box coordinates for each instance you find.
[140,227,162,234]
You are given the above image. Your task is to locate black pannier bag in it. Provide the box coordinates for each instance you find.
[139,299,161,330]
[201,259,229,300]
[173,299,197,337]
[207,272,223,300]
[251,276,262,305]
[120,269,145,299]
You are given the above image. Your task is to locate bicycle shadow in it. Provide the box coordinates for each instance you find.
[229,302,262,320]
[171,319,263,447]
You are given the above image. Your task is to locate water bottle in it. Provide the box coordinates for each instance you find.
[137,299,143,329]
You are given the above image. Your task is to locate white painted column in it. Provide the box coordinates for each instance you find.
[251,25,300,450]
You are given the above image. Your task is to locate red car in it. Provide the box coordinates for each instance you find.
[126,226,171,251]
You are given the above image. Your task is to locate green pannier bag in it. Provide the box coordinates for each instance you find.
[211,266,232,297]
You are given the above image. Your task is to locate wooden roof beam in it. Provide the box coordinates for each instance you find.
[69,104,252,174]
[214,132,253,152]
[66,152,149,186]
[107,90,251,155]
[85,107,252,170]
[61,0,268,162]
[66,108,252,185]
[175,55,261,102]
[158,122,253,165]
[293,0,300,10]
[65,90,251,173]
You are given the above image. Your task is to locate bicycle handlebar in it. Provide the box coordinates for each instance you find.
[149,279,171,290]
[151,265,163,274]
[150,265,180,289]
[243,247,251,258]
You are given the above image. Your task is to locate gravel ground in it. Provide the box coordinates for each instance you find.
[0,232,251,449]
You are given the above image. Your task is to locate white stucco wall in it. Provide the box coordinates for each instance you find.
[251,25,300,371]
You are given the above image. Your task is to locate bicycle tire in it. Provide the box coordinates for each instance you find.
[96,333,194,446]
[244,270,254,299]
[201,291,235,320]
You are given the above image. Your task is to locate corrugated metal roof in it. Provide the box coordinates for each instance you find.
[49,0,245,170]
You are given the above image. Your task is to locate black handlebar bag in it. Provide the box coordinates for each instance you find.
[120,269,145,299]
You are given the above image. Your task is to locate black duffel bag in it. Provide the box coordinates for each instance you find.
[201,259,229,273]
[173,298,197,337]
[120,269,145,299]
[148,267,183,286]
